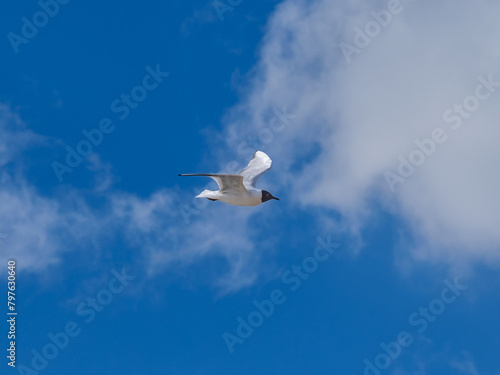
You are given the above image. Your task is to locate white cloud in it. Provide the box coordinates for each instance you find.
[451,354,481,375]
[0,103,45,167]
[221,0,500,266]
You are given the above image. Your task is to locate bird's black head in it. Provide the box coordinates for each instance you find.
[261,190,279,203]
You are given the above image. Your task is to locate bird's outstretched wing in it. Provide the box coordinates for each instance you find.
[238,151,272,188]
[178,174,248,193]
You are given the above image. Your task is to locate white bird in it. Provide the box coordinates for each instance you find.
[178,151,279,206]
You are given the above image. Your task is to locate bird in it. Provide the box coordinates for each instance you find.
[178,151,279,206]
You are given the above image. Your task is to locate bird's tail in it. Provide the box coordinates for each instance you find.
[195,190,217,199]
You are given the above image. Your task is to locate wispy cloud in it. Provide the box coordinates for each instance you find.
[451,352,482,375]
[0,104,269,293]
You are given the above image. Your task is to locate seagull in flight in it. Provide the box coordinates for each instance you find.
[178,151,279,206]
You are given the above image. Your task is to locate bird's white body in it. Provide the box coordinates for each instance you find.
[196,187,262,206]
[179,151,279,207]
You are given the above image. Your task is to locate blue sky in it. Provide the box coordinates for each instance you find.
[1,0,500,374]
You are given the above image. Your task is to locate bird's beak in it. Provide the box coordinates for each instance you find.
[273,197,280,200]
